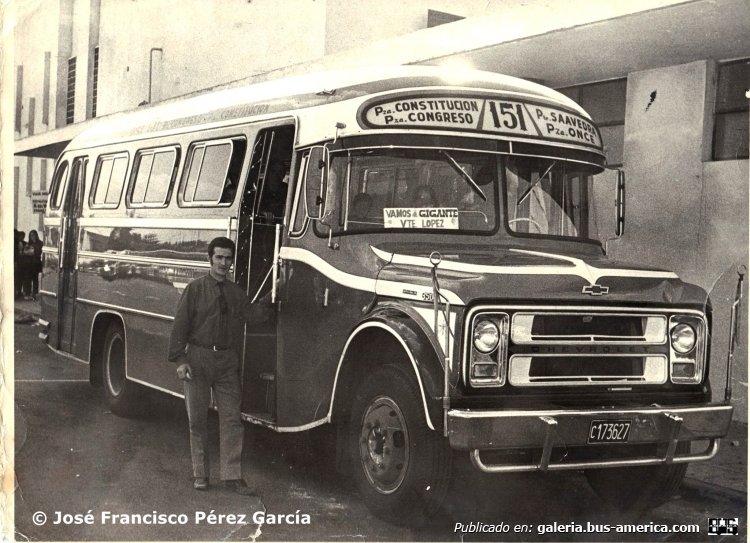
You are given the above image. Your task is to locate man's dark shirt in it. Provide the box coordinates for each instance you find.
[168,274,259,363]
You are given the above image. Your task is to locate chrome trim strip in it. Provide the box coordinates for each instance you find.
[469,440,720,473]
[467,304,706,315]
[39,289,57,298]
[77,298,174,321]
[78,217,235,229]
[330,321,435,431]
[44,343,90,365]
[449,404,732,419]
[275,418,329,433]
[77,250,210,268]
[129,377,183,398]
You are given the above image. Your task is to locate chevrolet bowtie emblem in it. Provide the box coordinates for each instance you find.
[582,283,610,296]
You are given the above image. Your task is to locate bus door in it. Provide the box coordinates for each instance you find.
[56,156,87,352]
[236,124,295,419]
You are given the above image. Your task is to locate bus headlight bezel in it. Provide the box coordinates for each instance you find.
[668,315,706,385]
[468,313,509,387]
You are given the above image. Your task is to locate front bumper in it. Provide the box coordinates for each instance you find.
[447,403,733,473]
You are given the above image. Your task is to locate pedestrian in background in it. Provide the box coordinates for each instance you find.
[168,236,268,494]
[15,230,26,299]
[25,230,44,300]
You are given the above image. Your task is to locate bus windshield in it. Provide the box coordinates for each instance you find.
[331,148,499,233]
[504,156,598,242]
[328,147,600,242]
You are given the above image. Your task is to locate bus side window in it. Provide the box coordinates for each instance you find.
[49,161,70,210]
[181,137,246,206]
[90,154,129,208]
[128,146,179,207]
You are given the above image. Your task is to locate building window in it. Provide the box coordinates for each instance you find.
[28,97,36,136]
[713,59,749,161]
[557,79,627,167]
[91,47,99,118]
[43,52,51,125]
[180,137,246,206]
[66,57,76,125]
[91,153,129,208]
[128,147,179,207]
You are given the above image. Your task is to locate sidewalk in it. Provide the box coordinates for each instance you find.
[14,296,41,322]
[12,299,748,499]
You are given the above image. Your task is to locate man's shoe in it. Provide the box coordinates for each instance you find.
[223,479,257,496]
[193,477,209,491]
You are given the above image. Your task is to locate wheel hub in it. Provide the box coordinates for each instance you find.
[359,396,408,494]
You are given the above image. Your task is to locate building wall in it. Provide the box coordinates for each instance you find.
[323,0,487,55]
[13,0,64,234]
[96,0,327,114]
[609,61,748,420]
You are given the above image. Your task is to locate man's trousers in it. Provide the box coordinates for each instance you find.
[183,345,244,480]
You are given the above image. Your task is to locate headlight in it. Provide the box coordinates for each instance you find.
[670,323,696,354]
[473,320,499,353]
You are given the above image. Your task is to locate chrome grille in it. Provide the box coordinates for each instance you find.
[508,310,669,387]
[511,313,667,344]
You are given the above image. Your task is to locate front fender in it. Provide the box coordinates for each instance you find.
[332,302,450,431]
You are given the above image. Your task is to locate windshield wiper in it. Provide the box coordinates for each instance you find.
[440,150,487,202]
[516,160,556,206]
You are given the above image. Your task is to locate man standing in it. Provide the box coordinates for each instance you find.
[169,236,263,494]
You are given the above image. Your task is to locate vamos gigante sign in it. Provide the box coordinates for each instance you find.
[360,95,602,150]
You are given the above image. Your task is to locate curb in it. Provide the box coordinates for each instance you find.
[682,477,747,504]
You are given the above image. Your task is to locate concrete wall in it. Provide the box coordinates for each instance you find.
[323,0,487,55]
[609,61,749,420]
[96,0,327,114]
[13,0,62,234]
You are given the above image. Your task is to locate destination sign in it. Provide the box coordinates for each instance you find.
[362,96,602,150]
[383,207,459,229]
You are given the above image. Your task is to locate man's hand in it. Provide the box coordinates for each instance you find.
[176,363,192,381]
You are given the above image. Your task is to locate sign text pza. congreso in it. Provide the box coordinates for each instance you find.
[363,97,601,149]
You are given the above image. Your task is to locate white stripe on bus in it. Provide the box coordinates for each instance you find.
[370,246,678,285]
[280,246,464,305]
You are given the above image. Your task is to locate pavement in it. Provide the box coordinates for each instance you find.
[13,298,747,499]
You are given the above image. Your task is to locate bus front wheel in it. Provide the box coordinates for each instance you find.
[102,323,143,417]
[349,365,451,526]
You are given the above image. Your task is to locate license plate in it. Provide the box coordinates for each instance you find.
[588,419,632,444]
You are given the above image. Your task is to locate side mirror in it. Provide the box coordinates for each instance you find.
[304,146,326,220]
[615,169,625,237]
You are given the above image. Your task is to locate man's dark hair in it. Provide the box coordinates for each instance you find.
[208,236,236,258]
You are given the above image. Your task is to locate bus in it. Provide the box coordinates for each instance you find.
[38,66,738,524]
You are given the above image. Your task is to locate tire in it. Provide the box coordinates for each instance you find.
[585,450,688,511]
[348,365,451,526]
[102,323,143,417]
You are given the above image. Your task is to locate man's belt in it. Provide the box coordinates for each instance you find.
[190,343,231,352]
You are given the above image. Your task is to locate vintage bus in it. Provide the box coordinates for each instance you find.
[39,66,737,523]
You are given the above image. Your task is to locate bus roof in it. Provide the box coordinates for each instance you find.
[67,65,599,153]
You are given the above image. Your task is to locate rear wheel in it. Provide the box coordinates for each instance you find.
[348,365,451,526]
[102,323,143,417]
